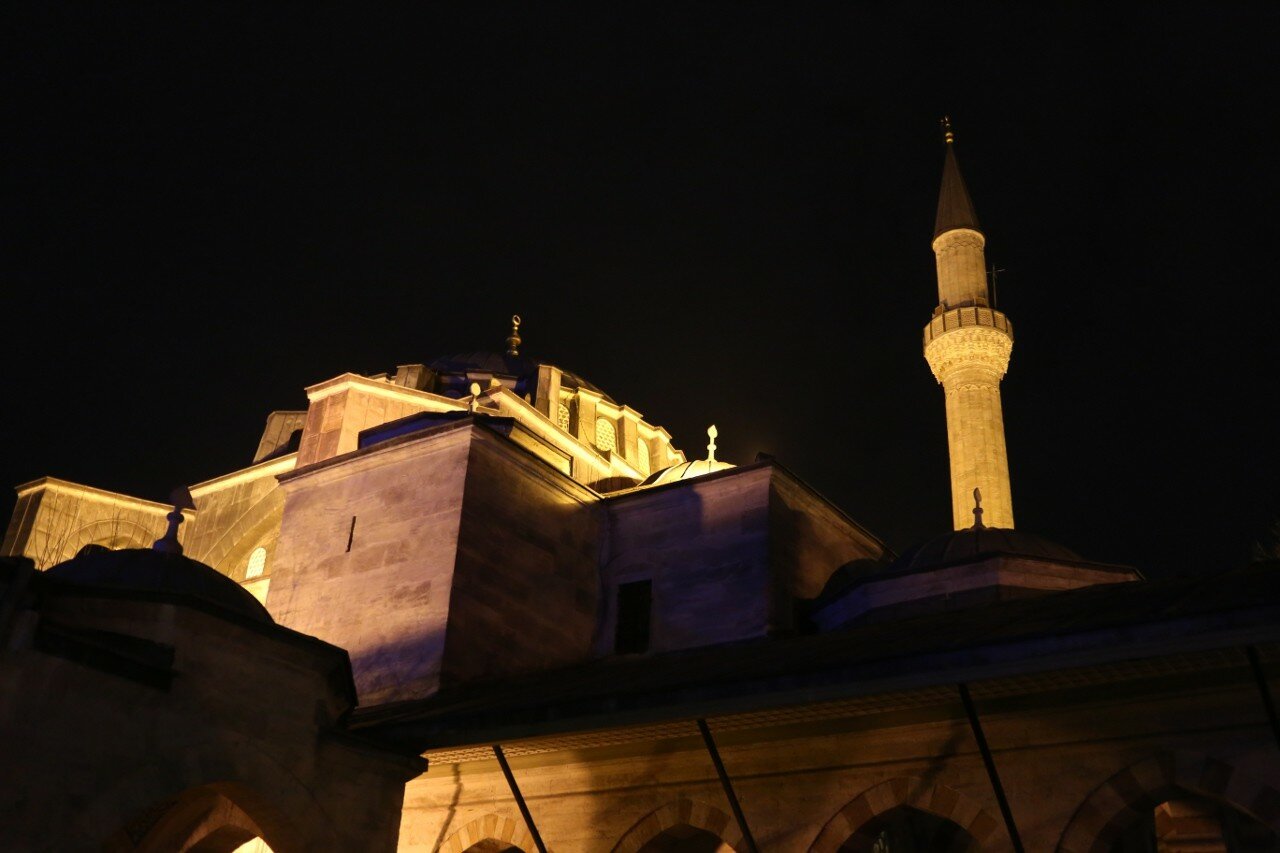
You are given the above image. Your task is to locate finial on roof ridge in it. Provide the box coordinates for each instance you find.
[468,382,482,413]
[972,487,985,529]
[152,487,193,555]
[706,425,718,463]
[505,314,522,356]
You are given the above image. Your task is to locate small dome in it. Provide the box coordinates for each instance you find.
[641,458,735,486]
[46,548,273,623]
[892,527,1083,573]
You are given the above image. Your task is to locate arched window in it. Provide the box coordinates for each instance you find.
[839,806,975,852]
[595,417,617,453]
[557,403,571,432]
[637,825,733,852]
[636,437,651,475]
[246,547,267,579]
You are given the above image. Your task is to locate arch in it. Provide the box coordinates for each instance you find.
[193,487,285,578]
[809,777,1003,853]
[104,782,292,853]
[836,805,979,852]
[1056,751,1280,852]
[74,741,325,853]
[42,517,154,567]
[439,814,535,853]
[613,799,742,853]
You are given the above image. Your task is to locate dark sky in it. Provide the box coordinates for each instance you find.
[6,6,1279,577]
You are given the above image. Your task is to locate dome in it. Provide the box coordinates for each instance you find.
[641,458,735,486]
[428,351,611,401]
[891,527,1083,574]
[46,548,274,624]
[429,350,540,378]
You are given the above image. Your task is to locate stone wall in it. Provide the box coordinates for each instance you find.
[602,465,774,654]
[396,665,1280,852]
[0,560,419,852]
[443,428,602,686]
[270,425,471,704]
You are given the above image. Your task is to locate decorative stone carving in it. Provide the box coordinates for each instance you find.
[931,227,986,254]
[923,325,1013,385]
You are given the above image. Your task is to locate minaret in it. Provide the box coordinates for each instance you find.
[923,119,1016,530]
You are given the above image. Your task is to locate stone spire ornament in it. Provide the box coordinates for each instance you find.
[152,487,195,555]
[706,425,718,463]
[972,487,985,529]
[468,382,482,414]
[505,314,522,356]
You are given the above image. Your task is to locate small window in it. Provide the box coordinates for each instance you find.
[635,437,651,475]
[614,580,652,654]
[595,417,617,452]
[557,403,570,432]
[246,547,267,579]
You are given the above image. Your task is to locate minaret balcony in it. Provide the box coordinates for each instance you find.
[923,305,1013,348]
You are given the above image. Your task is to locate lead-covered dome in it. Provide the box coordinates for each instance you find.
[641,458,735,486]
[428,351,610,401]
[891,527,1083,573]
[46,547,274,623]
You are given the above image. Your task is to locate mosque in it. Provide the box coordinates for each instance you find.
[3,130,1279,852]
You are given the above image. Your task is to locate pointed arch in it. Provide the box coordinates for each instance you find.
[194,487,285,577]
[53,518,155,565]
[612,798,742,853]
[1056,751,1280,852]
[808,777,1003,853]
[75,743,322,852]
[439,813,535,853]
[103,781,297,853]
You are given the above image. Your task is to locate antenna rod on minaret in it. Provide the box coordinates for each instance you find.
[988,264,1006,309]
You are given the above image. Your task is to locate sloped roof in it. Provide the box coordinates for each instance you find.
[934,143,982,238]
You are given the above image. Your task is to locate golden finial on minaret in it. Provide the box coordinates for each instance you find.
[505,314,522,356]
[706,425,719,463]
[941,115,955,145]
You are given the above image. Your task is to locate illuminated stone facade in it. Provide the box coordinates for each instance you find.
[4,154,1279,853]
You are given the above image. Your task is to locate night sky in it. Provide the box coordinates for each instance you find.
[7,6,1279,577]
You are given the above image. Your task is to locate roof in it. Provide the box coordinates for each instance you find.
[890,526,1084,572]
[934,143,982,238]
[352,563,1280,750]
[46,547,273,624]
[640,458,734,486]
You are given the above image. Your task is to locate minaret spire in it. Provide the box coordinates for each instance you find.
[935,119,981,238]
[923,120,1016,530]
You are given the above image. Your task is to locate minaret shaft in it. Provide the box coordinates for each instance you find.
[933,228,990,309]
[925,133,1015,530]
[941,372,1013,528]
